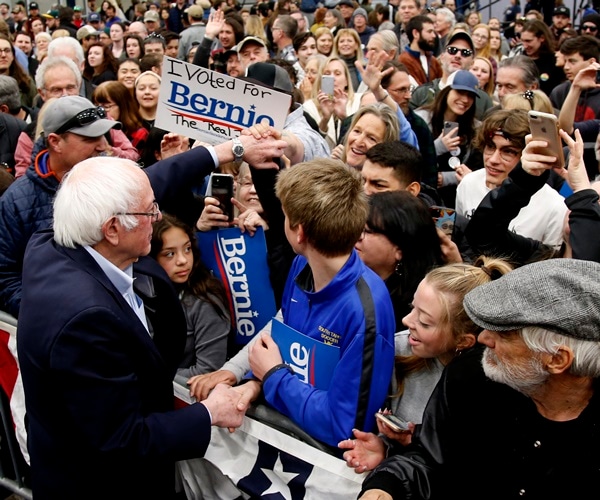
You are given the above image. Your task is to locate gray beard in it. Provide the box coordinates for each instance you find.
[482,347,549,397]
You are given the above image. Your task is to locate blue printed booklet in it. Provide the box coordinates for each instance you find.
[271,318,340,390]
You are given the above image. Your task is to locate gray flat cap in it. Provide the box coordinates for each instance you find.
[464,258,600,341]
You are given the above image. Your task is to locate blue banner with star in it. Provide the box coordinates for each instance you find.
[197,227,276,346]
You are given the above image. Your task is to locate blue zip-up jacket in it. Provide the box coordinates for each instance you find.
[261,251,395,447]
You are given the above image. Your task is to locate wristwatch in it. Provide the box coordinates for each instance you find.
[232,136,244,163]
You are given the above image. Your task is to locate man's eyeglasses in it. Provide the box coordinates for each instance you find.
[0,47,12,55]
[446,46,473,57]
[54,106,107,135]
[483,144,521,162]
[116,202,161,222]
[582,24,598,32]
[44,83,79,98]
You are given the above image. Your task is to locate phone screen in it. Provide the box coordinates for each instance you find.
[430,206,456,236]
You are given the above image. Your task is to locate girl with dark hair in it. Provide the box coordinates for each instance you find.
[109,21,127,61]
[415,70,483,207]
[355,191,444,329]
[83,42,118,85]
[117,58,142,94]
[0,34,36,107]
[520,19,565,95]
[151,213,232,377]
[124,33,145,60]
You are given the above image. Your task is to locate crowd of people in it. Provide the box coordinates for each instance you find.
[1,0,600,498]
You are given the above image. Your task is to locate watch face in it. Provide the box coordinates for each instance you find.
[233,145,244,157]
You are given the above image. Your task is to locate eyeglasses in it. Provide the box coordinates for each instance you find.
[54,106,107,135]
[446,46,473,57]
[582,24,598,32]
[483,144,521,162]
[472,33,488,40]
[116,202,161,222]
[360,226,382,239]
[0,47,12,55]
[44,83,79,97]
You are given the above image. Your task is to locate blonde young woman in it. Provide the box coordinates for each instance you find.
[314,26,334,56]
[489,27,506,64]
[339,256,513,473]
[302,55,363,148]
[333,28,363,91]
[469,56,495,99]
[471,23,497,78]
[299,53,326,102]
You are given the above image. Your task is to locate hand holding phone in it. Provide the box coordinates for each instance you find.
[206,173,234,224]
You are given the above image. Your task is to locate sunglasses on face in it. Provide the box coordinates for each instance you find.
[54,106,107,135]
[446,46,473,57]
[582,24,598,31]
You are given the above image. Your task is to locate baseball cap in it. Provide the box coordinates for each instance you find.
[446,30,475,52]
[245,62,293,94]
[74,5,83,11]
[12,5,25,14]
[464,258,600,341]
[144,10,160,22]
[338,0,354,7]
[77,25,100,41]
[450,70,479,97]
[185,4,204,19]
[88,12,101,22]
[236,35,267,52]
[42,96,121,137]
[41,9,59,19]
[553,5,570,16]
[29,2,39,9]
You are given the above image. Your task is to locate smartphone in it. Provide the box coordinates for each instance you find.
[443,121,459,136]
[321,75,335,96]
[374,412,410,432]
[206,173,234,222]
[596,69,600,84]
[430,205,456,237]
[527,110,565,169]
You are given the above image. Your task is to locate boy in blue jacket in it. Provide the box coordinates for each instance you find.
[190,158,396,447]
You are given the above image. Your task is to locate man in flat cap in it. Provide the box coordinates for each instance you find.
[357,257,600,500]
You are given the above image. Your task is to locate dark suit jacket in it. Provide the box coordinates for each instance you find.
[18,229,212,499]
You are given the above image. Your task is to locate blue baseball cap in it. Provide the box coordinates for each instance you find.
[88,12,101,22]
[450,70,479,97]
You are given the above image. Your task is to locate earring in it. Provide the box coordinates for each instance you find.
[394,260,403,277]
